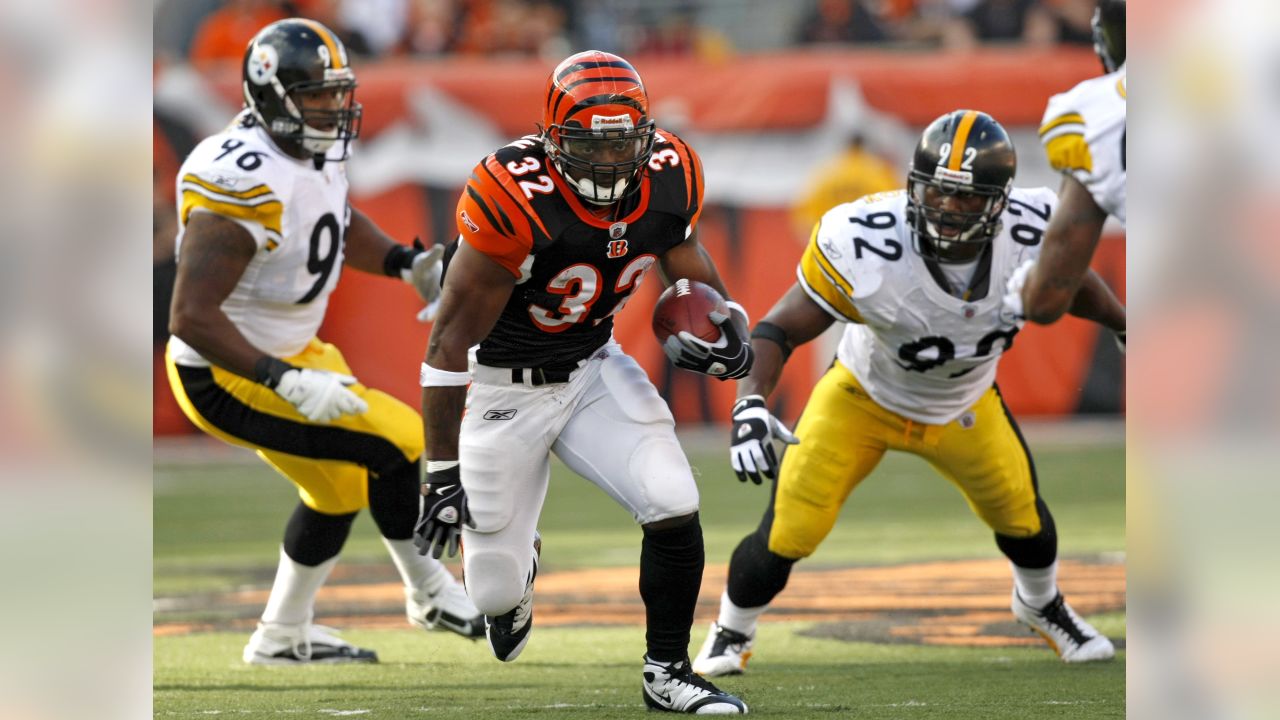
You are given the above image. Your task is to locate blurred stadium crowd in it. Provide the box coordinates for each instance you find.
[155,0,1103,64]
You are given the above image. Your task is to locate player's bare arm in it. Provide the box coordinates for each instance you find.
[168,212,265,378]
[1022,174,1109,324]
[657,230,733,299]
[739,284,834,400]
[342,206,403,274]
[1067,269,1125,334]
[421,240,516,461]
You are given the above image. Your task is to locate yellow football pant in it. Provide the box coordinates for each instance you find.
[166,338,423,515]
[768,361,1041,559]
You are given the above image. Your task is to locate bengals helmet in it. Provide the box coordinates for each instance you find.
[1092,0,1126,73]
[242,19,362,160]
[541,50,657,205]
[906,110,1016,264]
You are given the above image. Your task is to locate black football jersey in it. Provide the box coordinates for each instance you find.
[450,130,704,370]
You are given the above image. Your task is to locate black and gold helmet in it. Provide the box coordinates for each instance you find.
[242,19,362,161]
[906,110,1016,264]
[1092,0,1126,73]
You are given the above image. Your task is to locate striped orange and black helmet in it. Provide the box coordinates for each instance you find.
[541,50,657,205]
[906,109,1015,264]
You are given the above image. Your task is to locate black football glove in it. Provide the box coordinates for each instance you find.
[414,464,474,559]
[729,395,799,484]
[662,302,754,380]
[1114,330,1126,354]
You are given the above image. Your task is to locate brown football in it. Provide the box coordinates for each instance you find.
[652,279,728,345]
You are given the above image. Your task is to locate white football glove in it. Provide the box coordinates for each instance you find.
[401,243,445,323]
[273,368,369,423]
[999,258,1035,326]
[730,395,799,484]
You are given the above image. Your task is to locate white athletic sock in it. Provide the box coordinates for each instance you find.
[260,547,339,626]
[716,590,767,638]
[1011,560,1059,609]
[382,537,452,597]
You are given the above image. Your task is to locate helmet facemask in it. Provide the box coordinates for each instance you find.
[544,117,656,205]
[906,167,1009,264]
[252,71,362,159]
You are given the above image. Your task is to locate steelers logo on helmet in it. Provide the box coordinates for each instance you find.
[905,109,1016,264]
[240,18,363,162]
[541,50,657,205]
[247,43,279,86]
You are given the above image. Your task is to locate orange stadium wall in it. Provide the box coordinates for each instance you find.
[154,48,1124,435]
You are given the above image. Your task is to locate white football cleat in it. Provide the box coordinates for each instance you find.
[643,656,748,714]
[1012,589,1116,663]
[693,622,754,677]
[242,622,377,665]
[407,575,484,639]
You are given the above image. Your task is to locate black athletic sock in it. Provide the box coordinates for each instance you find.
[726,531,797,608]
[640,514,705,663]
[282,502,357,567]
[367,458,419,540]
[995,498,1058,569]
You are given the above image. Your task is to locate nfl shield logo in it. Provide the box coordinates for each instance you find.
[962,305,976,319]
[609,221,627,239]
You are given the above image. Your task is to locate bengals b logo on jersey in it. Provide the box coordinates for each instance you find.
[607,239,629,258]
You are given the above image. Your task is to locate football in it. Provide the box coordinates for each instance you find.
[652,278,728,345]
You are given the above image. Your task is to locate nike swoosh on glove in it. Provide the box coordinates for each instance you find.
[414,464,474,559]
[729,395,799,484]
[273,367,368,423]
[662,302,754,380]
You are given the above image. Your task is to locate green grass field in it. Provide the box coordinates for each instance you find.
[154,434,1125,718]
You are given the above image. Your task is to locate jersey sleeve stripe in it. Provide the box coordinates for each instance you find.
[797,265,863,323]
[668,135,694,212]
[481,156,553,241]
[180,174,275,201]
[181,190,283,241]
[798,228,862,322]
[948,110,979,171]
[1043,132,1094,173]
[806,223,854,296]
[1038,112,1085,136]
[465,185,511,238]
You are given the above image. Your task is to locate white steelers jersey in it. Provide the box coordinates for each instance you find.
[1039,64,1126,224]
[168,110,351,367]
[798,187,1057,424]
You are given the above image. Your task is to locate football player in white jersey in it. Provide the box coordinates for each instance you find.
[694,110,1126,677]
[1011,0,1126,327]
[165,19,482,665]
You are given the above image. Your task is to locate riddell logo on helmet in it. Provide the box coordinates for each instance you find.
[591,114,634,131]
[933,167,974,185]
[459,210,480,233]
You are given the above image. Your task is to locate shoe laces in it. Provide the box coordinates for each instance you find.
[1038,594,1091,644]
[712,624,752,655]
[654,657,724,695]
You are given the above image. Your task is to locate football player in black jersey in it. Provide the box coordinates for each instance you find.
[412,50,750,714]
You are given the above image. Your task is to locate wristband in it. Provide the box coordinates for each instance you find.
[426,459,460,473]
[253,356,295,389]
[751,321,794,360]
[420,362,471,387]
[383,244,421,277]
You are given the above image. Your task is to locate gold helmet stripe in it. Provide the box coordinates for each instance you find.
[947,110,979,171]
[298,19,345,69]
